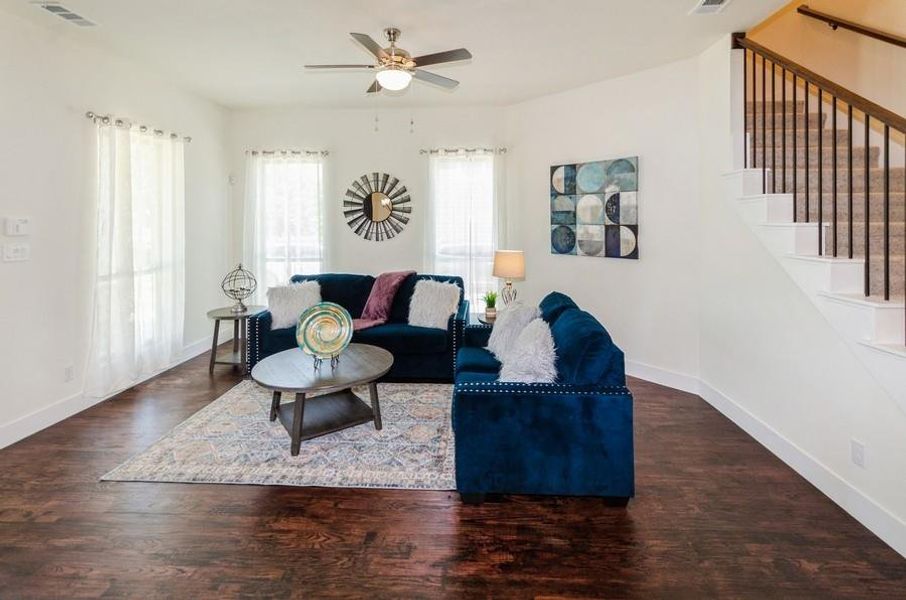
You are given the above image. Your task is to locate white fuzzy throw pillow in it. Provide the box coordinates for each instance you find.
[267,281,321,330]
[408,280,461,330]
[498,318,558,383]
[487,302,540,362]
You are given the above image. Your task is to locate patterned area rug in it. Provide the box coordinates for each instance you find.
[102,380,455,490]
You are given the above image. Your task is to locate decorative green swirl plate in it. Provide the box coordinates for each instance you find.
[296,302,353,359]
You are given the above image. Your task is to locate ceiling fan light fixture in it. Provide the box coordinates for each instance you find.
[375,66,412,91]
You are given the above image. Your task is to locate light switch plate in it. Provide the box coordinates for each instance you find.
[2,242,30,262]
[5,217,31,236]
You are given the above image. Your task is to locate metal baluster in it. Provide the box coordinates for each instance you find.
[772,62,777,193]
[864,115,871,297]
[793,76,798,221]
[762,56,767,193]
[782,68,787,193]
[744,50,749,167]
[818,89,824,255]
[832,96,838,257]
[883,125,890,301]
[805,82,810,222]
[752,51,758,171]
[848,105,854,260]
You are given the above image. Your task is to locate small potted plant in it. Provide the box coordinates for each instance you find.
[483,290,498,321]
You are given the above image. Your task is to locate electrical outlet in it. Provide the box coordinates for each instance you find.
[851,439,866,469]
[4,217,30,236]
[63,364,75,383]
[2,242,30,262]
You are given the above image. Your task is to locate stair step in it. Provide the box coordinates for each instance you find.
[751,145,880,169]
[749,112,826,129]
[796,193,906,221]
[751,129,850,147]
[771,167,906,193]
[746,100,806,114]
[823,222,906,255]
[816,256,906,296]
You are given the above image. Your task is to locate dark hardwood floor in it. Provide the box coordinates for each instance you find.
[0,349,904,599]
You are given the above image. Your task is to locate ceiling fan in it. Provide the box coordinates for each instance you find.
[304,28,472,93]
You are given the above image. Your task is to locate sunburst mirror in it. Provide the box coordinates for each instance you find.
[343,172,412,241]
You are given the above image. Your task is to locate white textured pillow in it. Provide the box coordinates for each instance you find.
[498,318,558,383]
[267,281,321,329]
[408,280,461,329]
[487,302,540,362]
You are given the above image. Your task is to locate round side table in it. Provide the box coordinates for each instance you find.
[476,313,496,326]
[207,305,266,375]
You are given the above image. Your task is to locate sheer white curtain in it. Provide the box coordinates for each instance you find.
[426,151,506,305]
[85,125,186,398]
[243,152,324,301]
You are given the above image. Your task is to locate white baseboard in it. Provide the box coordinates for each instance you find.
[0,337,212,451]
[626,360,701,395]
[627,360,906,559]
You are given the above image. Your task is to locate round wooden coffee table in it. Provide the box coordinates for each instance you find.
[250,344,394,456]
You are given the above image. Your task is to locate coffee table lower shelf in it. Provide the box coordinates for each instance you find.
[272,389,378,455]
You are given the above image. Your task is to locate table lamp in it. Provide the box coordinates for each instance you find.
[493,250,525,306]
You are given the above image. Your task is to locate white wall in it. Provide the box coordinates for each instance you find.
[0,11,230,445]
[227,105,507,276]
[697,36,906,554]
[504,60,702,381]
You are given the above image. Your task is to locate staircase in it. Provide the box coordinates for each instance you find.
[727,36,906,411]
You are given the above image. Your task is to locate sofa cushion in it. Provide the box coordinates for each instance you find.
[353,323,448,355]
[456,347,501,375]
[455,370,500,384]
[550,309,625,386]
[539,292,579,324]
[291,273,375,318]
[389,274,464,323]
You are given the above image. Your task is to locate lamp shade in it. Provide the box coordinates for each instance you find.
[493,250,525,279]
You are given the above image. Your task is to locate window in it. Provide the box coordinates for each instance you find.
[427,153,503,305]
[244,152,324,294]
[86,125,186,398]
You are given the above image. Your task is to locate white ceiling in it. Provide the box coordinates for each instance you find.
[3,0,786,109]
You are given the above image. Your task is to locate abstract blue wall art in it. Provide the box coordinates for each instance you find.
[551,225,577,255]
[550,156,638,260]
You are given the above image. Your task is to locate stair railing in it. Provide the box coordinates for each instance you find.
[733,34,906,339]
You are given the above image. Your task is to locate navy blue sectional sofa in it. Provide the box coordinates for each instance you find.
[248,273,468,382]
[452,292,635,504]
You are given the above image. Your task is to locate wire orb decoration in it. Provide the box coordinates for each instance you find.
[221,264,257,313]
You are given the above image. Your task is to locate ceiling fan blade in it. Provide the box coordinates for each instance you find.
[305,64,375,69]
[366,80,382,94]
[412,48,472,67]
[413,69,459,89]
[350,33,389,60]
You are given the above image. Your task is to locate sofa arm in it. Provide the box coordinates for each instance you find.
[247,310,273,372]
[452,382,635,498]
[464,324,492,348]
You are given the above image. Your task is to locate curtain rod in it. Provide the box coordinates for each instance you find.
[246,149,330,157]
[85,111,192,143]
[419,147,507,155]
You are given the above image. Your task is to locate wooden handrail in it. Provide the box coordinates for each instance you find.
[732,34,906,133]
[797,4,906,50]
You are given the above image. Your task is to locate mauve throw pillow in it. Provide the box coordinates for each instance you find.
[354,270,415,331]
[498,318,558,383]
[486,302,540,362]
